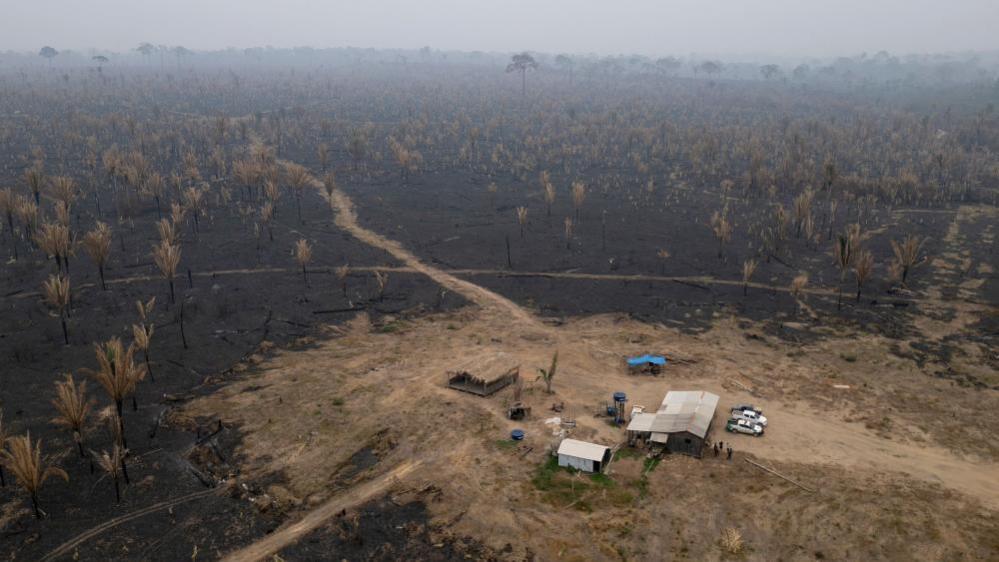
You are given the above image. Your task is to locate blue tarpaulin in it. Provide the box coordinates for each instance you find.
[626,354,667,367]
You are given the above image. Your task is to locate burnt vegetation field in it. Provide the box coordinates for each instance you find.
[0,47,997,560]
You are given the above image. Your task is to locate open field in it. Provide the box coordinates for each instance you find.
[0,51,997,561]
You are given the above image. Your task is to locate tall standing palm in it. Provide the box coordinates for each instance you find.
[741,259,758,297]
[506,53,538,97]
[92,445,128,503]
[82,222,112,290]
[51,374,92,463]
[152,240,181,304]
[536,351,559,394]
[132,298,156,382]
[0,433,68,518]
[294,239,313,286]
[39,46,60,67]
[42,274,71,345]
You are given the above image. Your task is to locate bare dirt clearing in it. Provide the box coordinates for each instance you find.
[189,181,999,560]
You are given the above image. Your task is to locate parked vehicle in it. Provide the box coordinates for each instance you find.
[732,403,763,415]
[730,408,768,427]
[726,418,764,436]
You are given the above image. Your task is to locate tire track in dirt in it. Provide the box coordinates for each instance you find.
[40,487,224,562]
[219,460,418,562]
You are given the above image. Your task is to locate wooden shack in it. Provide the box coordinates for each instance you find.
[446,352,520,396]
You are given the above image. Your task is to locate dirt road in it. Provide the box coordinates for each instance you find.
[219,461,418,562]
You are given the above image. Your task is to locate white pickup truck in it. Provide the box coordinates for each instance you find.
[730,407,767,427]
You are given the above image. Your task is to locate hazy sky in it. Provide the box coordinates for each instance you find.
[3,0,998,57]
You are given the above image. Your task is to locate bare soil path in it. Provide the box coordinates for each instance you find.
[219,461,418,562]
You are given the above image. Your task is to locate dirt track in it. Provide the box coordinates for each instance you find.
[220,461,418,562]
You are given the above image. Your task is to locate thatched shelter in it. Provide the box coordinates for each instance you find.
[447,352,520,396]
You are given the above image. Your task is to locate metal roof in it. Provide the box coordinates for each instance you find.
[627,390,719,439]
[626,412,657,432]
[557,439,610,462]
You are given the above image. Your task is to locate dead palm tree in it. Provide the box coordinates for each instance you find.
[710,210,733,259]
[25,165,45,206]
[43,273,71,345]
[536,351,558,394]
[86,338,144,441]
[152,240,181,304]
[181,186,205,235]
[132,297,156,382]
[284,163,311,224]
[833,229,857,309]
[541,172,556,218]
[741,259,758,296]
[322,172,337,211]
[570,181,586,221]
[373,270,389,301]
[336,264,351,298]
[564,217,574,250]
[890,235,925,286]
[790,273,809,316]
[853,250,874,302]
[51,373,92,462]
[35,222,72,273]
[516,206,528,240]
[49,175,76,208]
[82,222,112,290]
[156,218,178,246]
[92,444,128,503]
[0,433,68,518]
[260,202,275,242]
[294,238,313,285]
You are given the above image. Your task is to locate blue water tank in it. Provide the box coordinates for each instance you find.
[613,392,627,403]
[511,429,525,441]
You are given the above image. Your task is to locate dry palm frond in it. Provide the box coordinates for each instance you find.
[83,222,113,289]
[51,373,91,458]
[890,235,925,285]
[0,433,68,518]
[35,222,73,273]
[156,218,178,245]
[170,202,186,226]
[570,181,586,219]
[42,273,71,344]
[293,238,312,282]
[152,241,181,303]
[790,273,809,315]
[54,200,71,227]
[182,186,205,233]
[720,527,744,554]
[24,166,45,203]
[132,299,155,382]
[263,179,280,203]
[516,206,528,239]
[49,175,76,207]
[853,249,874,302]
[541,171,555,216]
[374,270,389,300]
[136,297,156,322]
[742,259,758,296]
[336,264,351,297]
[563,216,574,250]
[14,196,38,238]
[91,444,128,503]
[322,172,337,208]
[710,210,733,259]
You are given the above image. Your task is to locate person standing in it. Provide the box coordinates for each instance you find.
[727,446,733,461]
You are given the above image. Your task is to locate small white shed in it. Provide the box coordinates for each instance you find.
[556,439,612,473]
